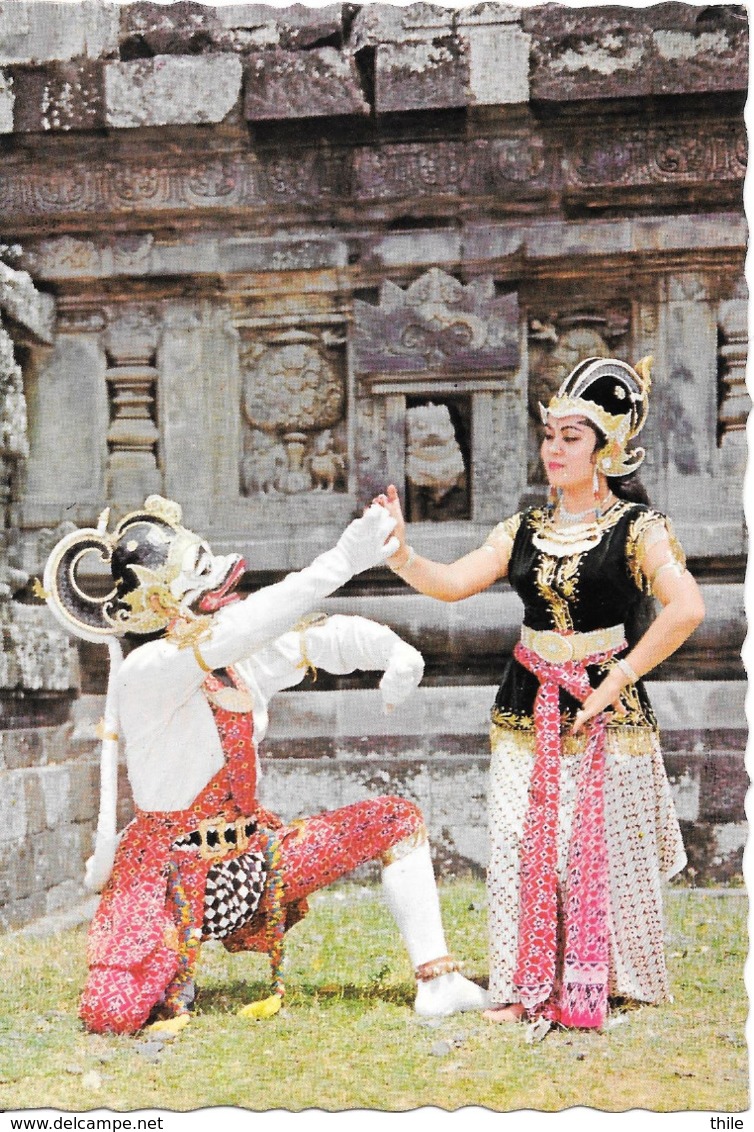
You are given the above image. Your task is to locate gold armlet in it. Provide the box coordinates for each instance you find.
[193,642,212,673]
[649,559,686,590]
[96,718,119,742]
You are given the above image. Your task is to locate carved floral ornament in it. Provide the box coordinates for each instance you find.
[239,335,346,496]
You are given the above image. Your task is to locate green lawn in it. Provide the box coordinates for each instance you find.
[0,882,747,1113]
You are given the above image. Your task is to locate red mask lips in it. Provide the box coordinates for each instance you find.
[198,557,247,613]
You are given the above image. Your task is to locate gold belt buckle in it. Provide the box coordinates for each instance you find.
[538,631,574,664]
[198,816,229,860]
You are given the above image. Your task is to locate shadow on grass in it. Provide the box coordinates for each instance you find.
[196,977,416,1014]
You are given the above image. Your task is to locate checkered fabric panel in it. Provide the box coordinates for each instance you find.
[202,850,267,939]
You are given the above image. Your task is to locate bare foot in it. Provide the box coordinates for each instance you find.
[482,1003,525,1023]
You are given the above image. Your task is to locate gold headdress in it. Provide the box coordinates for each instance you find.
[540,356,653,476]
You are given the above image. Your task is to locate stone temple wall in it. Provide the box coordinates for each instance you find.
[0,0,747,928]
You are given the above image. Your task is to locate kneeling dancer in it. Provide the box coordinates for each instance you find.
[44,497,486,1034]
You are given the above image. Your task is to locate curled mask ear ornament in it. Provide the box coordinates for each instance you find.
[539,355,653,477]
[43,495,243,643]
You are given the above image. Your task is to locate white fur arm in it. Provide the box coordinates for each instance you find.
[84,637,124,893]
[199,505,398,671]
[243,614,424,708]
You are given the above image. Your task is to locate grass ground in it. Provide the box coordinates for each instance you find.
[0,881,747,1113]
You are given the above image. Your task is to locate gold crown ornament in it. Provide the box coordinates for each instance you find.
[540,356,653,477]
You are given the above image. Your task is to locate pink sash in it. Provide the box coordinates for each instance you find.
[513,639,621,1028]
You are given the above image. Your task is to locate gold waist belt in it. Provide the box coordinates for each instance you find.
[173,814,258,860]
[520,624,625,665]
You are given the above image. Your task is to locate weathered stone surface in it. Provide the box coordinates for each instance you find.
[121,1,343,54]
[0,774,27,842]
[351,3,455,50]
[25,333,109,511]
[11,60,104,132]
[698,755,748,823]
[526,1,748,100]
[375,38,469,113]
[0,69,13,133]
[105,53,242,129]
[244,48,369,120]
[0,729,43,770]
[0,260,55,343]
[353,270,520,376]
[0,0,119,65]
[460,22,530,105]
[40,764,71,828]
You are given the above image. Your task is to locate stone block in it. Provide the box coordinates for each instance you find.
[0,69,13,133]
[40,764,71,828]
[25,333,109,508]
[119,0,225,55]
[45,877,85,915]
[0,891,44,932]
[0,729,43,770]
[699,755,748,822]
[526,2,748,101]
[67,761,99,824]
[0,260,55,344]
[105,53,242,129]
[0,837,34,901]
[460,23,530,105]
[243,48,369,121]
[375,38,469,113]
[33,824,84,887]
[219,4,343,51]
[0,774,27,841]
[350,3,455,50]
[11,60,105,132]
[0,1,119,65]
[121,2,344,54]
[24,770,46,836]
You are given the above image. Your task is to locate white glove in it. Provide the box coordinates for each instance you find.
[379,640,425,710]
[334,504,399,575]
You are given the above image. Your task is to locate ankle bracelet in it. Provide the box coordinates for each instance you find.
[415,955,460,982]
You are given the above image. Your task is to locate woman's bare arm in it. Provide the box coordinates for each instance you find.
[377,484,506,601]
[573,536,705,732]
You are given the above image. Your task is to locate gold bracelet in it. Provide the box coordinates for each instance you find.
[390,546,416,574]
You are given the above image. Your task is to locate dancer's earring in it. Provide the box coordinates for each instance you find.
[592,463,601,514]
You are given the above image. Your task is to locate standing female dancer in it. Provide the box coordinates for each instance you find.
[377,357,704,1028]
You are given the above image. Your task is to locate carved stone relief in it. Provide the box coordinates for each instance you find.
[717,288,749,443]
[405,400,469,521]
[239,332,347,496]
[354,269,519,377]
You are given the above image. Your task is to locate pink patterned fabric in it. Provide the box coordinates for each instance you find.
[513,639,622,1029]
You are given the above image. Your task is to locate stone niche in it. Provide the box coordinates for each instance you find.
[353,268,526,528]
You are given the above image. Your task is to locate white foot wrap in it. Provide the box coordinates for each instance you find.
[414,971,489,1017]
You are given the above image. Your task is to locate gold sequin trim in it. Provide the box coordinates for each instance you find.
[625,511,686,596]
[483,513,523,566]
[381,824,428,866]
[490,722,658,758]
[534,553,579,632]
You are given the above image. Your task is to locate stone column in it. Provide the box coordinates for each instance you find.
[648,273,720,524]
[104,305,161,504]
[158,299,241,528]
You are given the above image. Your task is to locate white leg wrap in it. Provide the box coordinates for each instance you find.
[381,841,489,1017]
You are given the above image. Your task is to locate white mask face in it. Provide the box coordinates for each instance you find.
[168,534,243,611]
